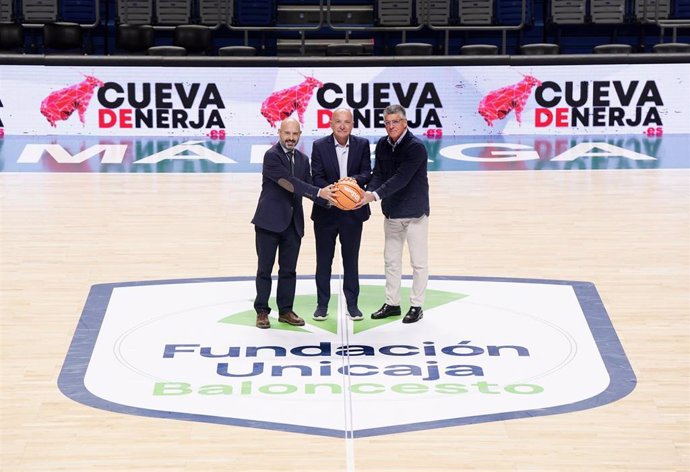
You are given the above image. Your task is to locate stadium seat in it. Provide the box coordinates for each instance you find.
[43,22,84,52]
[674,0,690,17]
[377,0,414,25]
[459,0,494,24]
[550,0,586,23]
[394,42,433,55]
[496,0,533,25]
[591,0,626,23]
[593,43,633,53]
[116,23,155,53]
[199,0,232,26]
[326,43,364,55]
[156,0,191,25]
[416,0,452,25]
[23,0,58,22]
[61,0,98,23]
[235,0,276,26]
[635,0,670,20]
[118,0,153,25]
[1,0,14,21]
[147,45,187,55]
[0,22,24,53]
[3,0,688,57]
[520,42,560,54]
[173,24,213,55]
[460,44,499,54]
[652,42,690,52]
[218,45,258,55]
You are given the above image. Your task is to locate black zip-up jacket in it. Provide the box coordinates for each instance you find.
[369,130,430,219]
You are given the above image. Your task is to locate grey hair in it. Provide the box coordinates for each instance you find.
[383,104,406,118]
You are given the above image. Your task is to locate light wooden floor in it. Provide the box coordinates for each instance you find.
[1,169,688,471]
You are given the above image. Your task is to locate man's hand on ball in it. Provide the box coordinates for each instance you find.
[353,191,375,209]
[319,184,338,205]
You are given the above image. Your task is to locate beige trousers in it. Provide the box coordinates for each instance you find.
[383,214,429,307]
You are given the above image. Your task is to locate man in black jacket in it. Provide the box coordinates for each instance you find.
[251,117,337,329]
[310,108,372,321]
[355,104,429,324]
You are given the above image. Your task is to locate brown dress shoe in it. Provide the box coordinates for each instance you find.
[278,311,305,326]
[256,312,270,329]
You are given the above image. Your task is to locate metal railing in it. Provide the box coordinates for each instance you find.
[224,0,325,55]
[657,20,690,43]
[327,0,527,55]
[421,0,527,54]
[325,0,424,45]
[637,0,690,44]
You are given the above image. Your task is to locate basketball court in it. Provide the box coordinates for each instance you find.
[1,58,689,471]
[2,137,689,470]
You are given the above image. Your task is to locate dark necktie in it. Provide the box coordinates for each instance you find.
[287,151,294,175]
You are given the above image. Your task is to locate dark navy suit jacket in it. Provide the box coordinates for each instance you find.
[252,143,324,238]
[310,134,372,223]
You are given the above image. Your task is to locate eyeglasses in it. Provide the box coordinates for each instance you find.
[384,119,405,127]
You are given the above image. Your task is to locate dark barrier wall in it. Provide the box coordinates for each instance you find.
[1,53,690,66]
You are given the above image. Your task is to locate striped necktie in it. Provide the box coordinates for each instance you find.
[286,151,294,175]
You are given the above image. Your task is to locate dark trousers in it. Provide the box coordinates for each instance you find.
[254,221,301,315]
[314,217,363,309]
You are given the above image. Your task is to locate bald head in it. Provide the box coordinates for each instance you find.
[331,108,353,145]
[279,118,302,150]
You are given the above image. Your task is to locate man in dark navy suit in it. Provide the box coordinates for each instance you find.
[310,108,372,321]
[252,118,338,329]
[355,104,429,324]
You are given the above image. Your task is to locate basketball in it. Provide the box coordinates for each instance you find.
[332,180,365,211]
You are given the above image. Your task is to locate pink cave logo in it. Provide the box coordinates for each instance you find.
[260,75,323,127]
[478,75,542,127]
[40,75,104,127]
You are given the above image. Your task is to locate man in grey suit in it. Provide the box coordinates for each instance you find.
[251,118,337,329]
[355,104,429,324]
[310,108,372,321]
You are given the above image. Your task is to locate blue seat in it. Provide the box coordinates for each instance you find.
[235,0,276,26]
[496,0,532,24]
[60,0,98,23]
[673,0,690,17]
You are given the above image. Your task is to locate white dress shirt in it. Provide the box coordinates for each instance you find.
[334,136,349,179]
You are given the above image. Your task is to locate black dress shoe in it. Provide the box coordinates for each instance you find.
[313,306,328,321]
[347,306,363,321]
[371,303,402,319]
[402,306,423,324]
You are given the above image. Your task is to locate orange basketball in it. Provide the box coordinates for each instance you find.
[333,180,365,211]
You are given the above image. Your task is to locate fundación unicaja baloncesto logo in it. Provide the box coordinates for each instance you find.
[58,275,635,437]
